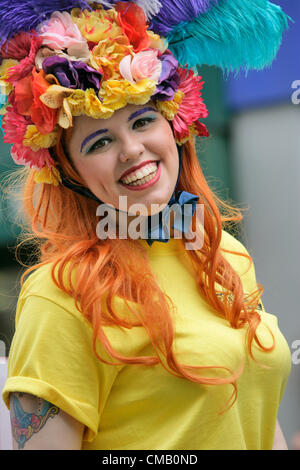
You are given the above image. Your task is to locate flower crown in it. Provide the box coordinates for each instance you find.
[0,2,209,186]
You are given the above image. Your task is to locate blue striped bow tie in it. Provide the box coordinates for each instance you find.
[145,190,199,246]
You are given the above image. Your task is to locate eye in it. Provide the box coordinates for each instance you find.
[86,137,112,153]
[133,116,157,129]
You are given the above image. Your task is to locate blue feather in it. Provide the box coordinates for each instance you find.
[165,0,291,75]
[0,0,92,45]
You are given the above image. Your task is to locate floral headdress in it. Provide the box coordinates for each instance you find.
[0,0,290,187]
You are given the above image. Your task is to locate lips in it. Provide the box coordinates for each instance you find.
[118,160,158,182]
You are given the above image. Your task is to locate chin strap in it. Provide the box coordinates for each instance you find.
[60,145,199,246]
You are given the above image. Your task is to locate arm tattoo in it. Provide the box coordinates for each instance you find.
[10,393,59,450]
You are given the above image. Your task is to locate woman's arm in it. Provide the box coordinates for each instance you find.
[272,419,288,450]
[9,392,84,450]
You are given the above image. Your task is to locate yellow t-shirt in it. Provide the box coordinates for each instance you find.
[2,230,291,450]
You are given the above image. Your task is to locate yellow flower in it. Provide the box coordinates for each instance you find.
[66,89,86,116]
[40,85,114,126]
[99,80,127,111]
[156,90,184,121]
[0,59,19,95]
[40,84,73,109]
[125,79,157,106]
[71,7,122,43]
[40,84,75,128]
[23,125,58,151]
[33,165,62,186]
[56,88,110,126]
[84,88,114,119]
[99,78,156,112]
[93,36,133,81]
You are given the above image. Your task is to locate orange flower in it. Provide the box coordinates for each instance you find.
[30,69,58,134]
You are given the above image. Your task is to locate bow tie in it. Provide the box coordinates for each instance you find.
[145,190,199,246]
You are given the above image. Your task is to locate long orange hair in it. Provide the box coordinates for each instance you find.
[16,126,274,413]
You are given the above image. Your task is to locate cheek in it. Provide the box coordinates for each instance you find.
[152,124,178,158]
[72,157,113,189]
[158,132,179,174]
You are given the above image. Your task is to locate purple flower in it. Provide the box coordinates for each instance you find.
[153,50,180,101]
[42,56,102,92]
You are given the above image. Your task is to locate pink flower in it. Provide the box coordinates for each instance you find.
[119,50,162,83]
[6,35,42,85]
[173,67,209,141]
[2,106,29,144]
[11,143,54,170]
[2,104,54,169]
[37,11,87,50]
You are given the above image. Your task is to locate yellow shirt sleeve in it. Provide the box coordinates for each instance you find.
[2,290,101,442]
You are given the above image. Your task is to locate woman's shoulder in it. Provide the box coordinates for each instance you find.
[219,229,259,295]
[16,262,81,324]
[20,262,66,298]
[220,229,251,254]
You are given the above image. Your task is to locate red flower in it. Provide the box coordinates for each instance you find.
[173,67,209,141]
[194,120,209,138]
[0,31,36,60]
[116,2,150,53]
[14,70,58,134]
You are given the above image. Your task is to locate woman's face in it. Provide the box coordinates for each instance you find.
[66,103,179,215]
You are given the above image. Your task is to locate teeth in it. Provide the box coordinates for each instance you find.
[131,173,154,186]
[121,163,157,184]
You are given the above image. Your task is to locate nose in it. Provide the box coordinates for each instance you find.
[118,134,145,163]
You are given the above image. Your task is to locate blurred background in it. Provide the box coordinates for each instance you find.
[0,0,299,450]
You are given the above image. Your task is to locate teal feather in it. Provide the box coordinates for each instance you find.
[166,0,291,76]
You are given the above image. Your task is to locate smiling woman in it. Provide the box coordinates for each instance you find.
[66,103,179,215]
[0,0,291,451]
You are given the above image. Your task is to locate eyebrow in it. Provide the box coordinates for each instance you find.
[81,129,108,153]
[81,107,159,152]
[127,107,159,122]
